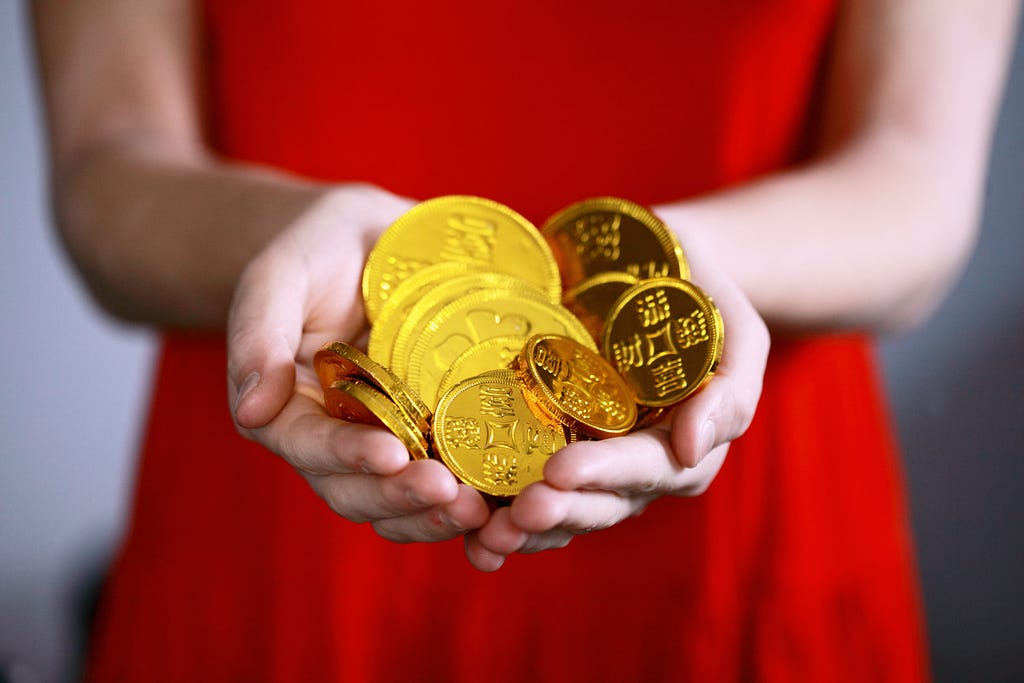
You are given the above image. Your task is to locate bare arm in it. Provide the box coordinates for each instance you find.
[32,0,329,327]
[660,0,1021,332]
[33,0,489,544]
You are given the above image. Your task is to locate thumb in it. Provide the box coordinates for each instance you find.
[668,280,768,468]
[227,254,307,430]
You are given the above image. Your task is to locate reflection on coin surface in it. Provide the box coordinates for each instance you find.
[362,195,561,322]
[563,271,639,346]
[516,335,637,438]
[323,378,431,460]
[542,197,689,290]
[405,289,596,402]
[389,272,546,381]
[432,371,567,497]
[602,279,723,407]
[368,262,482,365]
[314,341,432,436]
[434,335,527,408]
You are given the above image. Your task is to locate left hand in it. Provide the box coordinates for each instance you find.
[464,224,770,571]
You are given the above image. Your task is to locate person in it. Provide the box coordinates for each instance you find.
[32,0,1019,680]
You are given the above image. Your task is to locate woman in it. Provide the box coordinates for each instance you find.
[33,0,1019,680]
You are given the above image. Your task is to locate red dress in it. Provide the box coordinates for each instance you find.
[86,1,929,680]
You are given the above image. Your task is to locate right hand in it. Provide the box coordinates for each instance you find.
[226,184,491,542]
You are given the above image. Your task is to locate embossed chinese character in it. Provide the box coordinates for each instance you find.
[650,357,687,397]
[673,309,709,349]
[381,255,428,300]
[560,383,593,418]
[482,452,519,487]
[593,389,628,422]
[440,213,496,265]
[625,261,671,279]
[635,289,672,327]
[479,385,515,418]
[573,213,621,261]
[444,417,482,449]
[521,424,554,456]
[611,333,645,371]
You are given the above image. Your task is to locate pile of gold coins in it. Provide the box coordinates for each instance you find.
[313,196,723,498]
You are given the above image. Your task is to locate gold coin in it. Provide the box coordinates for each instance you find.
[323,378,432,460]
[634,406,669,430]
[602,278,723,407]
[389,272,548,381]
[432,370,567,497]
[313,341,432,437]
[368,262,483,366]
[541,197,689,290]
[434,335,527,408]
[515,334,637,438]
[362,195,562,323]
[405,290,597,405]
[562,271,639,346]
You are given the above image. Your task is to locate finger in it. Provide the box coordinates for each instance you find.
[544,433,729,498]
[474,496,577,556]
[372,484,490,543]
[244,391,410,475]
[668,277,768,467]
[473,506,530,556]
[464,532,507,573]
[227,252,309,429]
[473,502,579,556]
[306,458,459,524]
[509,482,649,536]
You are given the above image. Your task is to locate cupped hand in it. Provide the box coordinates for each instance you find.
[227,184,490,542]
[465,216,770,571]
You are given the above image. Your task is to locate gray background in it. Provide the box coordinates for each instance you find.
[1,3,1021,681]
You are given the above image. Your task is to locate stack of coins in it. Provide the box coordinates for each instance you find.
[542,198,723,427]
[315,195,723,497]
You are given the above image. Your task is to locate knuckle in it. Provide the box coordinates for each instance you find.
[632,476,661,494]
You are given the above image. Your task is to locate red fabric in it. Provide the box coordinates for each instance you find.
[86,1,929,681]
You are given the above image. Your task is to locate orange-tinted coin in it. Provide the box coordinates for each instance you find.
[542,197,689,290]
[323,378,431,460]
[515,334,637,438]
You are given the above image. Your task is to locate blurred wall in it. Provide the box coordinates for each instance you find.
[0,3,1020,682]
[0,4,156,683]
[879,15,1024,682]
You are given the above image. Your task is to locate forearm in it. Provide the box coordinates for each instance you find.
[54,143,327,328]
[660,130,981,333]
[662,0,1020,333]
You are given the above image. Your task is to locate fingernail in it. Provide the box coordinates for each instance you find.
[234,371,260,414]
[699,421,716,456]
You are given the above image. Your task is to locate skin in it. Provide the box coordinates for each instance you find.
[32,0,1020,572]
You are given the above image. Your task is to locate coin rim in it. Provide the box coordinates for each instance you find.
[432,370,566,497]
[601,278,724,408]
[362,195,562,322]
[368,261,483,365]
[541,196,690,286]
[405,289,598,401]
[324,378,431,460]
[390,273,551,381]
[314,341,433,436]
[435,335,528,407]
[516,334,637,438]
